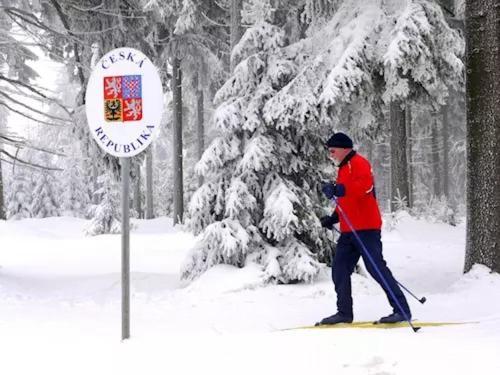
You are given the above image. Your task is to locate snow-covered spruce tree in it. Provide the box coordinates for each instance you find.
[183,21,332,283]
[279,0,463,138]
[84,171,121,236]
[31,163,60,218]
[382,0,464,210]
[182,0,464,282]
[143,0,228,220]
[60,150,89,217]
[6,167,33,220]
[382,0,464,106]
[36,63,87,217]
[273,0,463,211]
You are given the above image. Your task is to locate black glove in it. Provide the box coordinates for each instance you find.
[320,212,339,229]
[321,182,346,199]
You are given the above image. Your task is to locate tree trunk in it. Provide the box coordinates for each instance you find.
[134,163,142,218]
[49,0,86,103]
[230,0,243,72]
[406,102,414,208]
[464,0,500,273]
[390,101,410,211]
[442,104,450,199]
[92,161,99,204]
[439,0,455,15]
[431,115,442,197]
[172,57,184,224]
[366,138,373,163]
[372,139,390,212]
[195,73,205,187]
[231,0,245,154]
[0,158,4,220]
[145,146,153,219]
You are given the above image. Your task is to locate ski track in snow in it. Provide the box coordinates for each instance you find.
[1,215,499,374]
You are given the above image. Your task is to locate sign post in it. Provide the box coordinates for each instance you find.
[86,47,163,340]
[121,157,130,339]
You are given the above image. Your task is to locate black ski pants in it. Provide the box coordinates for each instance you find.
[332,230,411,318]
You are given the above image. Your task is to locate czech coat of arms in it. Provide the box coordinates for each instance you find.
[104,75,142,122]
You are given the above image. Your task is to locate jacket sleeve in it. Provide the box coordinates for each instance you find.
[320,211,339,229]
[344,159,375,198]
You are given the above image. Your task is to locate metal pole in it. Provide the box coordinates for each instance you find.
[145,147,154,219]
[121,157,130,340]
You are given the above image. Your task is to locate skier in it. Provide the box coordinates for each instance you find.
[319,132,411,325]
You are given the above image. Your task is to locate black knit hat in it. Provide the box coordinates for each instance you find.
[326,132,353,149]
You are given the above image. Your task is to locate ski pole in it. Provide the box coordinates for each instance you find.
[332,196,421,333]
[397,281,426,304]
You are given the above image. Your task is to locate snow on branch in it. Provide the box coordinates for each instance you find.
[383,0,464,103]
[231,22,286,68]
[225,178,257,221]
[213,98,244,133]
[181,219,250,281]
[195,136,241,178]
[237,134,276,174]
[215,54,266,104]
[260,177,300,242]
[318,32,374,110]
[278,238,321,283]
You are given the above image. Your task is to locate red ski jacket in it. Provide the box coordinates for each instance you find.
[334,151,382,233]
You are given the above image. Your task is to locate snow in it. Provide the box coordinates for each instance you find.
[1,215,500,374]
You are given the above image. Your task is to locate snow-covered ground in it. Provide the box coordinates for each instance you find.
[1,215,499,374]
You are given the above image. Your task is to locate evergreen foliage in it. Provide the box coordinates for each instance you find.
[184,20,329,283]
[60,150,89,217]
[31,160,60,218]
[0,1,471,280]
[6,167,33,220]
[84,172,121,236]
[184,0,465,283]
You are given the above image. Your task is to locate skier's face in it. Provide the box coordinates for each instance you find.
[328,147,345,163]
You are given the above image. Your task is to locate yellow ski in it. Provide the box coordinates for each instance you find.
[281,321,477,331]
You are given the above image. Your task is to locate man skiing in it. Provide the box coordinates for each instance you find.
[319,132,411,325]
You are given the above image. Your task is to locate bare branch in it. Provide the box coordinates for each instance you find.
[48,0,86,86]
[2,6,76,42]
[0,100,65,127]
[214,0,229,12]
[5,9,83,49]
[2,132,65,158]
[1,149,63,171]
[67,0,104,12]
[0,132,23,141]
[0,91,71,123]
[21,143,66,157]
[0,73,51,99]
[0,133,25,145]
[67,1,148,20]
[0,74,73,116]
[201,11,230,27]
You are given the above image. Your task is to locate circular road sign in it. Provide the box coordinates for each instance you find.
[86,47,163,157]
